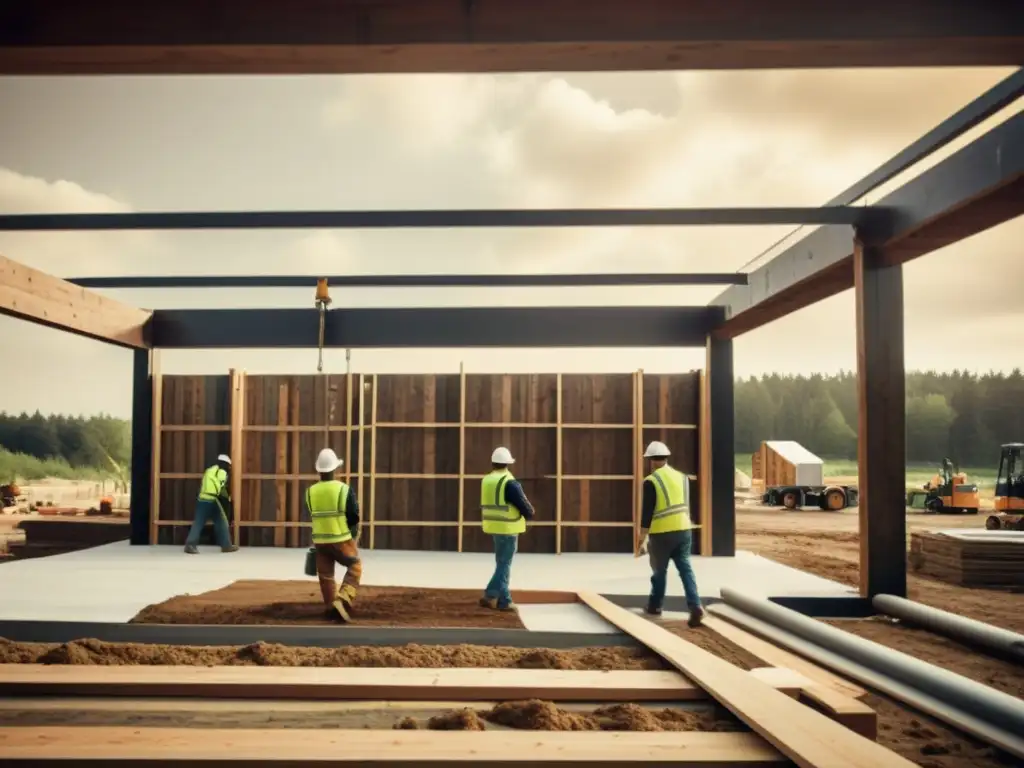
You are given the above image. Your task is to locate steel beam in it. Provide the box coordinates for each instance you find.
[707,335,735,556]
[149,306,721,349]
[69,273,748,289]
[2,0,1021,74]
[0,207,876,232]
[713,109,1024,338]
[129,349,154,546]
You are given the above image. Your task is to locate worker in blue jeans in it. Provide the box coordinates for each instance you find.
[479,446,535,611]
[636,441,704,627]
[184,454,239,554]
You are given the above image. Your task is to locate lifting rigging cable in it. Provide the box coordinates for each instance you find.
[314,278,332,373]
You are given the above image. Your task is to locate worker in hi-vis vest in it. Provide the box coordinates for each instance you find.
[479,446,535,611]
[184,453,239,555]
[306,448,362,623]
[636,441,704,627]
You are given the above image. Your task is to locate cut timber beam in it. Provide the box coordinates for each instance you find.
[2,0,1022,74]
[578,592,915,768]
[0,728,786,766]
[713,106,1024,338]
[0,253,150,348]
[0,664,803,702]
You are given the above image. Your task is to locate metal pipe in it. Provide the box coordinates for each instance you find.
[708,604,1024,761]
[873,594,1024,663]
[719,588,1024,736]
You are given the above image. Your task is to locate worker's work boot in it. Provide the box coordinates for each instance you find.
[338,583,357,614]
[687,606,705,628]
[643,603,662,617]
[479,596,497,609]
[496,601,518,612]
[183,544,199,555]
[331,597,351,623]
[221,545,239,553]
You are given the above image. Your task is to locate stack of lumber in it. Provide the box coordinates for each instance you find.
[910,531,1024,589]
[7,517,129,560]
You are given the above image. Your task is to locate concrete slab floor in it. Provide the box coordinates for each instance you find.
[0,542,854,627]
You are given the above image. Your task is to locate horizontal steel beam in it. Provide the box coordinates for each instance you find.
[70,273,748,289]
[149,306,722,349]
[0,207,878,232]
[713,108,1024,338]
[2,0,1022,74]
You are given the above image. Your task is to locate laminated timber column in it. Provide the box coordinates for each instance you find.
[855,238,907,598]
[706,335,735,556]
[129,348,155,545]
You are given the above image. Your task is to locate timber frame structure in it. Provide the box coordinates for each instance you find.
[1,3,1022,603]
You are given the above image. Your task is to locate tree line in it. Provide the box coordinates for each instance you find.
[0,411,131,475]
[735,369,1024,467]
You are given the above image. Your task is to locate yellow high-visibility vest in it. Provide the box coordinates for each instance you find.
[306,480,352,545]
[481,470,525,535]
[198,465,229,509]
[646,465,695,534]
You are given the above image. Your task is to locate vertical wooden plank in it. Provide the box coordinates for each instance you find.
[458,362,466,553]
[356,374,365,519]
[289,378,301,549]
[579,479,590,552]
[369,374,378,550]
[855,238,907,598]
[345,370,353,486]
[274,382,288,547]
[635,369,645,553]
[501,375,512,424]
[230,370,245,548]
[698,370,712,556]
[555,372,563,555]
[148,351,162,546]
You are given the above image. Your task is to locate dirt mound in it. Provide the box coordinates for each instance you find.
[131,582,525,629]
[0,638,664,670]
[592,703,740,732]
[427,709,487,731]
[486,700,597,731]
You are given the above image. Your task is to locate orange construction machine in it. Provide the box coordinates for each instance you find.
[994,442,1023,513]
[907,458,980,514]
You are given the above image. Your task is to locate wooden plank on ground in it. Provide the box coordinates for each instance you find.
[578,592,914,768]
[748,668,877,740]
[0,727,786,765]
[703,615,867,699]
[0,665,802,703]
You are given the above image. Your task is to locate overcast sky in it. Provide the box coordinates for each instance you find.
[1,68,1021,418]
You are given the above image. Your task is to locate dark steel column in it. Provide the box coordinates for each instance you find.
[129,349,153,545]
[708,336,736,556]
[855,239,907,597]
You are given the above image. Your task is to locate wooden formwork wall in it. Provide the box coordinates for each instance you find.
[152,369,703,554]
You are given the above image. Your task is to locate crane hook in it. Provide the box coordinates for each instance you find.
[315,279,332,373]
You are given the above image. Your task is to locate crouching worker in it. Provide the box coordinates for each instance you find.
[184,454,238,554]
[307,448,362,623]
[480,446,534,612]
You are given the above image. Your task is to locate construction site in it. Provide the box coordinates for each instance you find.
[0,3,1023,767]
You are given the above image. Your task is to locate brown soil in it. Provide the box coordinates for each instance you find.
[0,638,665,670]
[130,581,525,629]
[394,700,740,732]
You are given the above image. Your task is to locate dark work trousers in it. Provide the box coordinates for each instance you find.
[648,529,702,610]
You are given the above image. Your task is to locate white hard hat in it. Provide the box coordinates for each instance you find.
[217,454,232,465]
[315,448,343,474]
[643,441,671,459]
[491,446,515,465]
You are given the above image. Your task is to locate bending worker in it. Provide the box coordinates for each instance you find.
[306,448,362,623]
[184,453,238,555]
[636,441,704,627]
[479,446,534,612]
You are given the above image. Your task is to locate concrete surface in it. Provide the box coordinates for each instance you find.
[0,542,854,629]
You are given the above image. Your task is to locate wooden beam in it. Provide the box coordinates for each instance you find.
[578,592,916,768]
[148,351,163,546]
[0,727,786,766]
[2,0,1021,75]
[0,665,802,703]
[0,253,151,348]
[854,240,907,599]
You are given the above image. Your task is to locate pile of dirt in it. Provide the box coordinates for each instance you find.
[0,638,665,670]
[130,582,525,629]
[393,700,740,732]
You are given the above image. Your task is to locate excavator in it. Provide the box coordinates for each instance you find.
[987,443,1024,530]
[906,458,980,514]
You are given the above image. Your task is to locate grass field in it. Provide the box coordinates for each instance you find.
[734,454,997,491]
[0,448,109,483]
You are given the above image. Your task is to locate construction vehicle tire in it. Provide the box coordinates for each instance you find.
[986,515,1001,530]
[825,488,846,511]
[782,491,799,510]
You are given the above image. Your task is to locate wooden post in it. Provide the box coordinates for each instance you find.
[289,381,301,549]
[698,370,712,556]
[633,370,643,553]
[356,373,365,521]
[855,238,907,598]
[229,370,246,548]
[274,382,288,547]
[555,372,563,554]
[368,373,378,550]
[457,362,466,553]
[707,336,735,556]
[137,349,160,546]
[345,371,353,486]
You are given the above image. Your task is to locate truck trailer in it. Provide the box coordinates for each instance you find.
[752,440,859,511]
